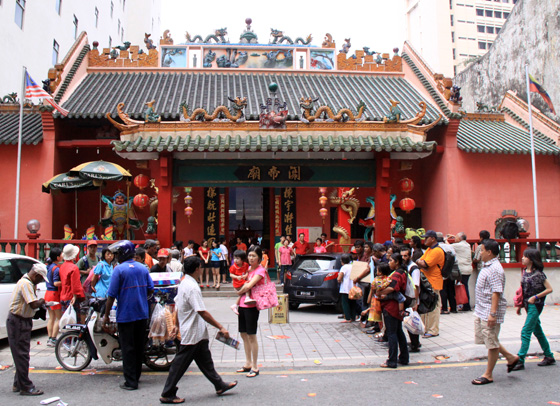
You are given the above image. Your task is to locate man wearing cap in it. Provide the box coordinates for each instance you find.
[7,263,47,396]
[416,230,445,338]
[77,240,100,284]
[59,244,85,322]
[151,249,172,273]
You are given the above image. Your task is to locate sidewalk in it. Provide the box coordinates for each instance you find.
[1,305,559,370]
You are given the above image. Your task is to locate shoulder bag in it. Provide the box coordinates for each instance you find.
[251,270,278,310]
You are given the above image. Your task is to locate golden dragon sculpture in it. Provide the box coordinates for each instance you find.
[329,188,360,224]
[181,97,247,123]
[299,97,366,123]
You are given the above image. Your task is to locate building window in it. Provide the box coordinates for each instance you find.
[118,19,120,34]
[476,8,483,16]
[110,1,114,18]
[73,14,78,39]
[486,26,494,33]
[478,41,487,50]
[485,9,493,17]
[55,0,61,14]
[15,0,25,29]
[450,15,454,26]
[477,25,485,33]
[452,48,456,60]
[109,36,112,48]
[52,40,59,65]
[494,11,502,18]
[504,12,510,18]
[451,32,455,42]
[495,27,500,34]
[95,7,99,27]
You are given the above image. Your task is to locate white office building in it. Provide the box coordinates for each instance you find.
[0,0,161,96]
[405,0,517,77]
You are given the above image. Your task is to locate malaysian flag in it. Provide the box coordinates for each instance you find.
[25,72,69,116]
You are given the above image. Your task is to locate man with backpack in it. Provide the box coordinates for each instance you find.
[77,240,100,284]
[438,232,458,314]
[416,230,445,338]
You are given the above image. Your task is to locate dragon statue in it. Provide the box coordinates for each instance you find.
[146,216,157,235]
[113,41,131,51]
[269,29,312,45]
[185,28,229,44]
[299,97,366,123]
[384,100,403,123]
[393,216,405,235]
[476,101,498,113]
[144,33,157,50]
[0,93,18,103]
[203,50,216,67]
[144,100,161,123]
[339,38,351,54]
[332,223,351,248]
[216,49,248,68]
[181,97,248,123]
[329,188,360,225]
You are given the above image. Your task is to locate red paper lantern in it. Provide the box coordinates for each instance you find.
[133,174,149,190]
[184,206,193,216]
[399,178,414,193]
[319,207,328,218]
[399,197,416,213]
[319,195,328,207]
[133,193,149,208]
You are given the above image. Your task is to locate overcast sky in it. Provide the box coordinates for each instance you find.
[161,0,406,54]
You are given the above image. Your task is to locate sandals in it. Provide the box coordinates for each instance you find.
[380,363,396,369]
[247,369,259,378]
[507,356,520,373]
[216,381,238,396]
[472,376,493,385]
[236,366,251,373]
[160,396,185,404]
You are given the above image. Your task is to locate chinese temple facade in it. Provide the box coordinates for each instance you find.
[1,22,559,253]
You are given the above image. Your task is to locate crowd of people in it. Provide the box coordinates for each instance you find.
[5,230,556,399]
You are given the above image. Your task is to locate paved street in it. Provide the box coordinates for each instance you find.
[0,299,559,404]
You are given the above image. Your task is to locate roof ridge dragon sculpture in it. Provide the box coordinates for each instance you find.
[181,97,248,122]
[185,28,229,44]
[299,97,366,123]
[269,29,312,45]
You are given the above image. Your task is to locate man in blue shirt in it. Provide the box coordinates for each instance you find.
[103,240,154,390]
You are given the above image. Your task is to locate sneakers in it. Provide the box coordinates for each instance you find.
[46,338,56,347]
[538,356,556,367]
[230,304,239,315]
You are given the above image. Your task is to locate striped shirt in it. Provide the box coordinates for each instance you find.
[9,275,38,318]
[474,257,507,323]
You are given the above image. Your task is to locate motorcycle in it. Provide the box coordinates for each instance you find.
[55,294,178,372]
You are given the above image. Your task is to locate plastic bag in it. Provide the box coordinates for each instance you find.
[59,305,77,329]
[149,303,167,344]
[403,308,425,336]
[348,284,363,300]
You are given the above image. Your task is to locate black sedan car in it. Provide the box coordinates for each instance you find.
[284,253,343,310]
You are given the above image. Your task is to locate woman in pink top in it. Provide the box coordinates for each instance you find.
[278,239,293,286]
[236,246,267,378]
[314,238,327,253]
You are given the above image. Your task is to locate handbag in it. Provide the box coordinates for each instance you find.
[455,283,468,305]
[251,270,278,311]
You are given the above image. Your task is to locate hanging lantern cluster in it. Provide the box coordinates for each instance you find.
[184,187,193,223]
[133,174,150,208]
[318,187,328,223]
[398,177,416,213]
[133,174,149,190]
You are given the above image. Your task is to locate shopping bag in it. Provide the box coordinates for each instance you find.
[403,308,425,335]
[514,286,523,307]
[348,284,363,300]
[59,305,77,329]
[368,297,382,322]
[82,268,95,296]
[149,303,167,344]
[454,283,468,305]
[251,270,278,311]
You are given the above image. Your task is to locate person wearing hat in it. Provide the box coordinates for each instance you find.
[59,244,85,322]
[7,263,47,396]
[77,240,101,284]
[416,230,445,338]
[151,249,172,273]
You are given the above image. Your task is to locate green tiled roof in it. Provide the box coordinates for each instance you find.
[0,112,43,145]
[54,44,90,103]
[457,119,560,155]
[59,72,444,124]
[113,134,436,153]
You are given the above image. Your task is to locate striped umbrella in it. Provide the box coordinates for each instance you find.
[68,160,132,181]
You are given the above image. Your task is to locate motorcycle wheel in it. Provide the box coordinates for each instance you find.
[144,340,178,371]
[55,330,93,371]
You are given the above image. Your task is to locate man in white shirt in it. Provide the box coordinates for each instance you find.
[219,237,229,285]
[451,232,473,311]
[168,250,184,273]
[183,240,195,259]
[160,257,237,404]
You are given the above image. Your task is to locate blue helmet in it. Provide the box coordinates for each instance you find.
[109,240,135,262]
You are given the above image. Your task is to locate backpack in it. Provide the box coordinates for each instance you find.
[450,262,461,282]
[438,248,455,279]
[403,266,417,304]
[418,272,438,314]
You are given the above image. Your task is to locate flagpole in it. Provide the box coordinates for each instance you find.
[14,66,27,239]
[525,65,540,238]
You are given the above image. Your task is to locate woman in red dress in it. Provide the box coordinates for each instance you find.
[198,239,211,288]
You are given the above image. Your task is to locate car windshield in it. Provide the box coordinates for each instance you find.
[297,258,334,273]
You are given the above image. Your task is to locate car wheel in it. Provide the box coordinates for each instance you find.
[289,301,300,310]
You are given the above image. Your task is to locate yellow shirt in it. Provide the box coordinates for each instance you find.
[9,275,38,318]
[420,246,445,291]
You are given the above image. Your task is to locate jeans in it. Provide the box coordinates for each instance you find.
[383,310,409,367]
[517,304,553,362]
[461,274,471,311]
[340,293,356,321]
[440,279,456,312]
[280,265,290,283]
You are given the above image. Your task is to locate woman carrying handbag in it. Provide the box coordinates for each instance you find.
[512,248,555,371]
[236,246,269,378]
